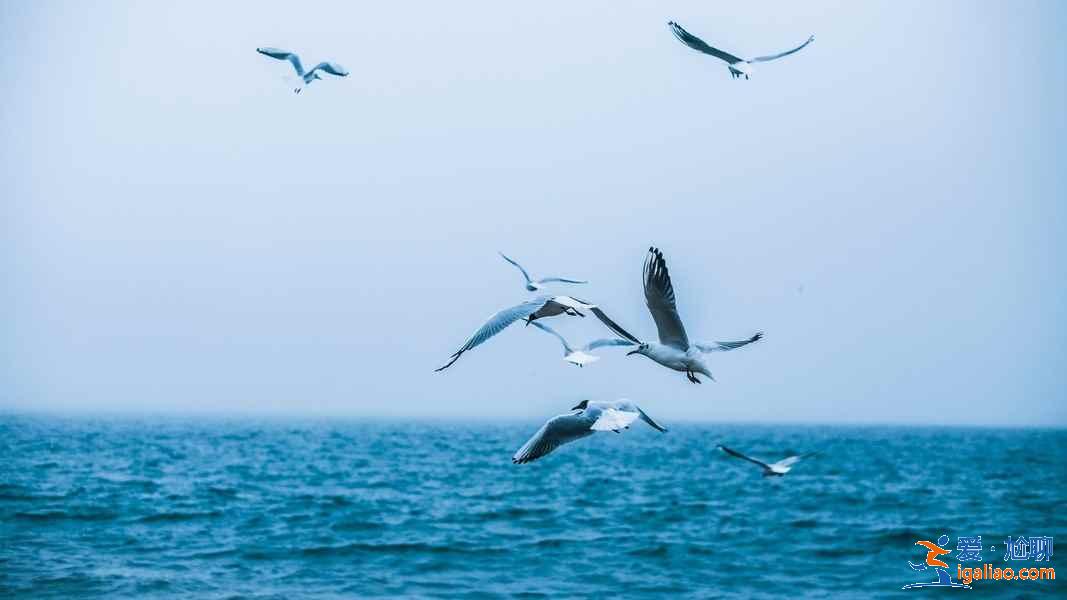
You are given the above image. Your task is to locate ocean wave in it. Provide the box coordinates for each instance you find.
[13,509,118,522]
[136,510,223,523]
[293,541,504,558]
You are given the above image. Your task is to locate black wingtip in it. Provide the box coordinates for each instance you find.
[751,331,764,342]
[434,352,462,372]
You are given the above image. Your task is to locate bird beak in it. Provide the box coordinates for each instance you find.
[626,349,639,356]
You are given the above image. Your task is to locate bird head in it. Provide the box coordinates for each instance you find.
[626,343,649,357]
[570,400,590,411]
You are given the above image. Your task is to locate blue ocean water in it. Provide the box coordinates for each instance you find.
[1,416,1063,598]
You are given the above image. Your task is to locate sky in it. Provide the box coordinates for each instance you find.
[2,1,1065,426]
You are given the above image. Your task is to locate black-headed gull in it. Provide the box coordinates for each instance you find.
[717,444,817,476]
[435,295,596,372]
[512,400,667,464]
[667,22,813,80]
[530,321,635,367]
[256,47,349,93]
[499,252,587,292]
[593,247,763,384]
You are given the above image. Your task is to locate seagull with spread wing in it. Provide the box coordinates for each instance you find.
[667,21,814,80]
[435,295,597,372]
[530,321,635,367]
[512,400,667,464]
[717,444,817,477]
[256,47,349,93]
[592,247,763,384]
[499,252,587,292]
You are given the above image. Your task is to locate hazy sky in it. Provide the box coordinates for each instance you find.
[3,1,1065,425]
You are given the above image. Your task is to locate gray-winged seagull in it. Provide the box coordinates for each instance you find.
[513,400,667,464]
[256,47,349,93]
[668,21,814,80]
[499,252,587,292]
[530,321,635,367]
[717,444,817,477]
[592,247,762,384]
[435,295,597,372]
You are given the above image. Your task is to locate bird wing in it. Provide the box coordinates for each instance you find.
[590,408,640,432]
[531,320,573,354]
[512,413,595,464]
[256,47,305,76]
[536,277,588,285]
[551,295,597,310]
[667,22,743,64]
[775,456,803,469]
[693,332,763,353]
[612,400,669,432]
[308,61,349,77]
[582,338,636,351]
[644,247,689,350]
[590,308,642,344]
[776,451,818,468]
[748,35,815,63]
[499,252,533,285]
[435,298,547,371]
[717,445,772,470]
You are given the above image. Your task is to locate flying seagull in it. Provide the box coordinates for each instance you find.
[530,321,635,367]
[435,295,597,371]
[256,47,349,93]
[592,247,762,384]
[513,400,667,464]
[667,21,814,80]
[499,252,587,292]
[717,444,817,477]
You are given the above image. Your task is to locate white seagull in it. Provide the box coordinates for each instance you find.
[667,21,814,80]
[256,47,349,93]
[530,321,635,367]
[513,400,667,464]
[593,247,762,384]
[717,444,817,477]
[499,252,587,292]
[435,295,597,371]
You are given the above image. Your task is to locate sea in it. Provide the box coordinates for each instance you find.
[1,415,1063,598]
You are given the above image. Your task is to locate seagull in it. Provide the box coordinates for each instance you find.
[256,47,349,93]
[717,444,817,477]
[592,247,762,384]
[667,21,814,80]
[435,295,597,371]
[499,252,587,292]
[530,321,635,367]
[513,400,667,464]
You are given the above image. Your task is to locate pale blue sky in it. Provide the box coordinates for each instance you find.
[2,1,1065,425]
